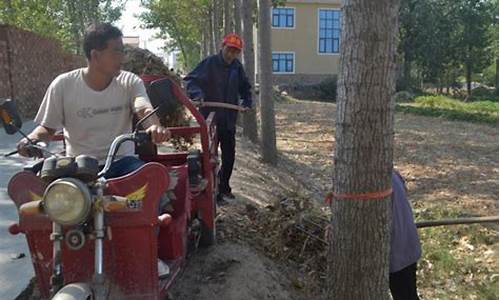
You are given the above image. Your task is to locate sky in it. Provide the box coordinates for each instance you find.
[115,0,168,59]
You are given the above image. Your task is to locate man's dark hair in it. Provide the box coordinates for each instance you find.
[83,23,123,60]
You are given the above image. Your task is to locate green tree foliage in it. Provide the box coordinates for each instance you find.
[454,0,498,96]
[399,0,498,94]
[140,0,287,70]
[0,0,125,54]
[139,0,211,70]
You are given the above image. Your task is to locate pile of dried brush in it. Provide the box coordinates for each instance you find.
[256,194,331,283]
[122,45,193,150]
[219,192,332,292]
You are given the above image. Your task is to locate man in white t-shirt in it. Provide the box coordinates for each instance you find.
[17,23,170,160]
[16,23,171,277]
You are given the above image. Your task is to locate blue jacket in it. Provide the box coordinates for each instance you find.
[184,52,252,130]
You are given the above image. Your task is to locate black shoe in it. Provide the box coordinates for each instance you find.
[216,194,228,206]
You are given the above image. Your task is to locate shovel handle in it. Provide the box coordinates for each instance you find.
[192,100,247,112]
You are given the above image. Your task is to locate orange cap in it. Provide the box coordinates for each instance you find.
[223,33,243,50]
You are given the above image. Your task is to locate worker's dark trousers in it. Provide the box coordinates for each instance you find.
[217,126,236,195]
[390,263,420,300]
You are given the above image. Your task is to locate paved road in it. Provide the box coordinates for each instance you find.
[0,121,36,300]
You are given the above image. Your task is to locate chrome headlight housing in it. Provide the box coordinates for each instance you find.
[43,178,92,226]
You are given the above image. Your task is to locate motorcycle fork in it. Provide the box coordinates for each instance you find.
[93,181,108,299]
[50,222,64,296]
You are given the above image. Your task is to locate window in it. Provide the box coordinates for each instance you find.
[272,8,295,28]
[318,9,341,54]
[272,52,294,73]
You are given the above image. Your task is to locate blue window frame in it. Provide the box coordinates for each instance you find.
[272,53,294,73]
[272,8,294,28]
[318,9,341,54]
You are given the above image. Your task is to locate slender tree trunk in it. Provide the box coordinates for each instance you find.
[329,0,399,298]
[242,0,258,143]
[234,0,242,36]
[224,0,232,34]
[5,0,14,24]
[91,0,99,24]
[66,1,82,54]
[403,51,412,90]
[258,0,277,164]
[209,5,216,55]
[202,24,209,58]
[466,62,472,99]
[213,0,222,48]
[495,58,498,95]
[170,23,190,70]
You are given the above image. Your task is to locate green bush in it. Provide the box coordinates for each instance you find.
[394,91,414,103]
[470,86,498,102]
[397,95,498,124]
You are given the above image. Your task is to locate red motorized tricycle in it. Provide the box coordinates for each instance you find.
[1,77,220,299]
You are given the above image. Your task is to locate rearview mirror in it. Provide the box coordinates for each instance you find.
[147,78,178,119]
[0,98,22,135]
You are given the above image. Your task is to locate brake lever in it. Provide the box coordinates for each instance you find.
[3,149,18,157]
[26,144,56,158]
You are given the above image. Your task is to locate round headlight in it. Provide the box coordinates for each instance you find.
[43,178,92,226]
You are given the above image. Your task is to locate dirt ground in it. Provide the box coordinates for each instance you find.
[170,97,497,299]
[16,97,498,299]
[169,243,301,300]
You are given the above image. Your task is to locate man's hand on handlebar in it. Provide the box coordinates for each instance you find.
[145,125,171,144]
[16,138,43,158]
[190,97,203,107]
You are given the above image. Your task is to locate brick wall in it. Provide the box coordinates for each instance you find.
[0,26,85,119]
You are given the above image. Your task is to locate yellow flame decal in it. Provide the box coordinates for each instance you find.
[125,183,148,201]
[29,191,43,202]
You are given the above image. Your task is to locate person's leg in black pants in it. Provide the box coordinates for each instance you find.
[389,263,420,300]
[217,126,236,198]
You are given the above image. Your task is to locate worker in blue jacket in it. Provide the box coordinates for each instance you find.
[184,33,252,202]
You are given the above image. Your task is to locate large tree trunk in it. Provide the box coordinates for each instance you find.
[242,0,258,143]
[329,0,400,299]
[234,0,242,36]
[258,0,277,164]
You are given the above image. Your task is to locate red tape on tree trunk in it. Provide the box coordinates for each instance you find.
[325,188,393,204]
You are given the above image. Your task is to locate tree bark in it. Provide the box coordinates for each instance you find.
[224,0,232,34]
[234,0,242,36]
[202,22,209,58]
[213,0,222,48]
[258,0,277,164]
[495,58,499,95]
[242,0,258,143]
[329,0,400,299]
[466,62,472,99]
[402,51,412,90]
[208,4,216,55]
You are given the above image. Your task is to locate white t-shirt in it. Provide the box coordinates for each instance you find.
[34,68,153,162]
